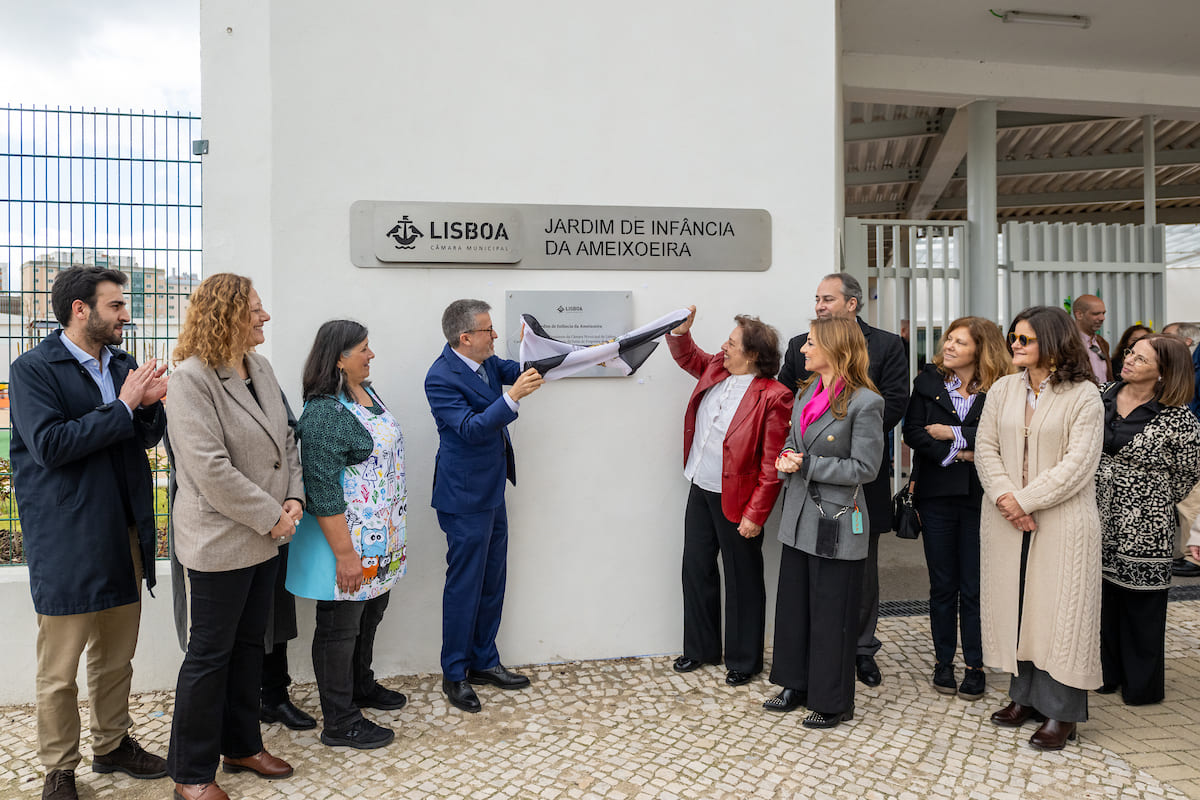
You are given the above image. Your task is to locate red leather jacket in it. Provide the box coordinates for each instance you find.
[668,332,794,525]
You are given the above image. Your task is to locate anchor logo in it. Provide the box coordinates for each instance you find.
[387,216,423,249]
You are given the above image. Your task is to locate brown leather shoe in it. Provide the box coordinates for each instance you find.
[221,749,294,779]
[989,701,1046,727]
[173,783,230,800]
[1029,719,1077,750]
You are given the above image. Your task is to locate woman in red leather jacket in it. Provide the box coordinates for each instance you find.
[666,306,794,687]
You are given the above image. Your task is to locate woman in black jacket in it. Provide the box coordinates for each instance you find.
[903,317,1012,700]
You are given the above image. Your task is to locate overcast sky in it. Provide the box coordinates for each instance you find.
[0,0,200,112]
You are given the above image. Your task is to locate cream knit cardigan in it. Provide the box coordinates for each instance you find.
[974,373,1104,690]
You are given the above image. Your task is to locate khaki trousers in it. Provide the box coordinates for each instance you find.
[35,528,143,771]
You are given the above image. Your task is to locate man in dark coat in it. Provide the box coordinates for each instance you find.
[10,266,169,800]
[778,272,908,688]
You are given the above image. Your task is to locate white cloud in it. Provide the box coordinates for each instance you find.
[0,0,199,112]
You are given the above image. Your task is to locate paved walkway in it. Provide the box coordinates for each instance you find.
[4,602,1200,800]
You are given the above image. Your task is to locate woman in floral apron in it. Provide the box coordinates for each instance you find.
[287,320,407,750]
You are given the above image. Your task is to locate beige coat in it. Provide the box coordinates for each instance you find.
[168,353,304,572]
[974,373,1104,690]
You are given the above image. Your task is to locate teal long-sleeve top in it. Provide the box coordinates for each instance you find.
[295,394,379,516]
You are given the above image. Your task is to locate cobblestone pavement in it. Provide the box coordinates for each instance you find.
[4,603,1200,800]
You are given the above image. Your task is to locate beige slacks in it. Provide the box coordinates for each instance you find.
[35,528,143,771]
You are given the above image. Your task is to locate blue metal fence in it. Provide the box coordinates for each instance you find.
[0,105,203,563]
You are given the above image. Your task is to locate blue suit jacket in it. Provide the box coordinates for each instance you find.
[425,343,522,513]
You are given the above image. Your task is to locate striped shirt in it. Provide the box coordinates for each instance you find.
[940,373,977,466]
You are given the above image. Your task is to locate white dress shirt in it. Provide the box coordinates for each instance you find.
[684,373,754,493]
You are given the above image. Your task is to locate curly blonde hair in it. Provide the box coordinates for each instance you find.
[933,316,1014,393]
[173,273,255,367]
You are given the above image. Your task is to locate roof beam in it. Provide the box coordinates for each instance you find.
[934,183,1200,211]
[908,109,969,220]
[844,166,923,186]
[845,199,910,216]
[989,148,1200,179]
[994,113,1124,130]
[844,115,945,143]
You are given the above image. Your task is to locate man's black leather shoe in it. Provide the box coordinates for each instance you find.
[856,655,882,687]
[467,664,531,690]
[260,698,317,730]
[672,656,707,673]
[443,678,482,712]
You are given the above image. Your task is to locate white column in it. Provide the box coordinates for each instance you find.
[1143,115,1157,227]
[966,100,998,322]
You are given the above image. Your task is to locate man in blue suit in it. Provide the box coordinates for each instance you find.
[425,298,544,712]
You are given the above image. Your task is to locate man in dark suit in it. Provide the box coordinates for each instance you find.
[778,272,908,688]
[425,299,544,712]
[10,266,169,800]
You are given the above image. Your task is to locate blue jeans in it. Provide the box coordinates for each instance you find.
[917,495,982,669]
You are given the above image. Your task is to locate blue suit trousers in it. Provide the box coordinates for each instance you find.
[438,504,509,680]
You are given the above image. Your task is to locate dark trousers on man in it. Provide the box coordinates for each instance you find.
[770,545,864,715]
[438,504,509,681]
[1100,580,1168,706]
[681,485,766,674]
[168,557,278,784]
[312,593,391,731]
[917,495,983,668]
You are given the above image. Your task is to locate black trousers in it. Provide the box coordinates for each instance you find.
[917,495,983,669]
[312,593,391,731]
[856,532,882,656]
[1100,581,1168,706]
[770,545,864,715]
[168,557,279,784]
[682,485,766,674]
[261,645,291,705]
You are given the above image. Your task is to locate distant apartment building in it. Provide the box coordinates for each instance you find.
[19,250,198,324]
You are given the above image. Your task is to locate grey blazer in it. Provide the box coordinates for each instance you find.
[776,382,885,561]
[168,353,304,572]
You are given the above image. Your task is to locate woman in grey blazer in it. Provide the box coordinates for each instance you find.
[763,316,884,729]
[166,274,304,800]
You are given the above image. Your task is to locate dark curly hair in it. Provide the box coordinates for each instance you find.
[734,314,782,378]
[1008,305,1097,386]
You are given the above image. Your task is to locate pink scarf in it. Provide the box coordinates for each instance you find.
[799,377,844,436]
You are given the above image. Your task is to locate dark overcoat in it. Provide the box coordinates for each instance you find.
[10,330,165,615]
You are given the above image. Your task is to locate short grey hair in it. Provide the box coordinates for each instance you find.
[442,298,491,346]
[1164,321,1200,344]
[823,271,863,312]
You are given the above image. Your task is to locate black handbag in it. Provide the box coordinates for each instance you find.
[892,481,921,540]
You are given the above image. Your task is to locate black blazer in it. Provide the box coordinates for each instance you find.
[778,317,909,533]
[902,365,985,501]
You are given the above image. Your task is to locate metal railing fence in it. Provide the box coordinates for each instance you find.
[0,105,202,564]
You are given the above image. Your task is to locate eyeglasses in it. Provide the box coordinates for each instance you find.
[1123,347,1155,368]
[1007,333,1038,347]
[467,327,496,335]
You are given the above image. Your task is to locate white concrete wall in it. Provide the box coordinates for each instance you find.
[184,0,842,688]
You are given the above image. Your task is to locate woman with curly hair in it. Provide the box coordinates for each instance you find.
[975,306,1104,751]
[1097,334,1200,705]
[903,317,1013,700]
[763,316,884,729]
[167,274,303,800]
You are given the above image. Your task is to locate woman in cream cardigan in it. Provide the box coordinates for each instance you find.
[975,305,1104,752]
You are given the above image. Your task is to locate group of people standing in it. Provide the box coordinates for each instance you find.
[11,270,541,800]
[668,275,1200,749]
[11,265,1200,800]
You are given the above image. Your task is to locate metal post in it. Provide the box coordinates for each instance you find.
[1143,115,1157,229]
[966,100,999,322]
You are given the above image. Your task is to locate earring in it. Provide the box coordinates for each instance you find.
[1049,358,1057,373]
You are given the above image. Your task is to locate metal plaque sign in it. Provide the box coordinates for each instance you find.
[504,290,634,378]
[351,201,770,271]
